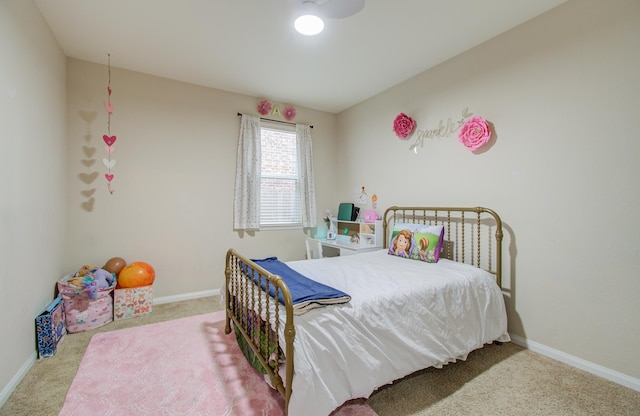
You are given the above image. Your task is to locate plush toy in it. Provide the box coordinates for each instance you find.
[82,276,99,299]
[75,264,93,277]
[82,268,116,299]
[68,264,95,287]
[68,276,84,287]
[90,268,115,287]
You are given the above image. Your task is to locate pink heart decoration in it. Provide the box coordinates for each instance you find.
[105,174,114,182]
[103,135,117,146]
[104,101,113,114]
[108,86,112,96]
[105,145,114,154]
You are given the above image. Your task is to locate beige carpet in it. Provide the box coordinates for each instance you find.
[1,296,639,416]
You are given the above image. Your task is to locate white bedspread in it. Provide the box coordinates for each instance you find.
[281,249,510,416]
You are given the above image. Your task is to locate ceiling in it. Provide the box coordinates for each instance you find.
[34,0,567,113]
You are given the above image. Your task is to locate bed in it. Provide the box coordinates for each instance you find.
[224,206,510,416]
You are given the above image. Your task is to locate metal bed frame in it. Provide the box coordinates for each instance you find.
[225,206,503,415]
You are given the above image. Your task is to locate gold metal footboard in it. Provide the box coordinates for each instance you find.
[224,249,295,415]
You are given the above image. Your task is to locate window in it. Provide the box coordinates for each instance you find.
[233,115,315,231]
[260,125,301,227]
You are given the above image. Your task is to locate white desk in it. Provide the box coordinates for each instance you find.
[315,238,382,256]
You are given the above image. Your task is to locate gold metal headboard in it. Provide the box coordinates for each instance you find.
[383,206,503,287]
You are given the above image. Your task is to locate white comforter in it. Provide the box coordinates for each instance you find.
[280,249,510,416]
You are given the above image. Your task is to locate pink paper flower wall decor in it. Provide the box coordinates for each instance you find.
[257,100,272,115]
[393,113,416,139]
[283,106,296,121]
[458,115,491,151]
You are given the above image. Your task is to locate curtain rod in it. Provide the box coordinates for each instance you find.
[236,112,313,128]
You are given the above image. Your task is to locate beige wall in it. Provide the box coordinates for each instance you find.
[336,0,640,380]
[0,0,67,396]
[65,58,339,298]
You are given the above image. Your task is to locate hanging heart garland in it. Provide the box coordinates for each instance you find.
[103,54,116,194]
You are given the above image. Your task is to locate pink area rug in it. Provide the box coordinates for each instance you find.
[59,310,377,416]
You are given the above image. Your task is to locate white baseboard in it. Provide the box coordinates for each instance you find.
[153,288,220,305]
[509,333,640,392]
[0,351,36,409]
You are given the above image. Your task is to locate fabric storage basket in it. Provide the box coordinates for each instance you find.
[114,285,153,320]
[57,273,116,333]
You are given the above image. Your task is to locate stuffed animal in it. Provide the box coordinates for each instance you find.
[68,264,95,287]
[75,264,93,277]
[82,276,99,300]
[68,276,84,287]
[82,268,116,299]
[89,268,115,287]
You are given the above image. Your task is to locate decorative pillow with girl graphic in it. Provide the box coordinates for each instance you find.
[388,223,445,263]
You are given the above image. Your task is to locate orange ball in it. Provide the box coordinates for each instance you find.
[117,261,155,288]
[103,257,127,275]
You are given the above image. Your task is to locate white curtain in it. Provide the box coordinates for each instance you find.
[297,124,317,228]
[233,115,261,230]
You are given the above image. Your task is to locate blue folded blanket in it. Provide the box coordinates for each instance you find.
[248,257,351,315]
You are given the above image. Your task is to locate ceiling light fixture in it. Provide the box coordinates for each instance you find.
[294,14,324,35]
[291,0,364,36]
